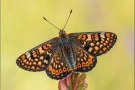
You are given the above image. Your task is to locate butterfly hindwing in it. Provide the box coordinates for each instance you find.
[16,38,59,71]
[69,32,117,56]
[46,48,72,80]
[73,45,97,72]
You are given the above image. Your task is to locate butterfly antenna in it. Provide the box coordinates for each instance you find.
[63,10,72,30]
[42,16,60,31]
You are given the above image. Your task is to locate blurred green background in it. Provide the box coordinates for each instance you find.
[1,0,134,90]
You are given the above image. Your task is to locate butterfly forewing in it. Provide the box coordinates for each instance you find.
[46,48,72,80]
[16,38,59,71]
[69,32,117,56]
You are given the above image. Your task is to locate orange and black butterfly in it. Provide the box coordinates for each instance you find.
[16,10,117,80]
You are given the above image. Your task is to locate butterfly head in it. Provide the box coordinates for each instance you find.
[59,29,66,36]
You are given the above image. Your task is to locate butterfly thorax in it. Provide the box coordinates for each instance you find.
[59,30,69,44]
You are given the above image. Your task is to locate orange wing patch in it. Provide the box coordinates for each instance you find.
[77,34,87,40]
[42,44,52,50]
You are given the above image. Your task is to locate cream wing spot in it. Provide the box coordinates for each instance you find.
[46,51,52,56]
[35,58,38,61]
[59,65,61,68]
[101,38,105,41]
[53,62,55,67]
[111,33,114,36]
[25,52,31,58]
[99,44,103,48]
[77,58,80,61]
[103,43,107,46]
[51,59,54,63]
[86,35,92,41]
[40,56,44,60]
[100,32,105,38]
[33,62,37,65]
[94,46,99,51]
[84,54,87,58]
[96,42,100,45]
[26,61,29,65]
[42,65,45,68]
[61,62,64,66]
[81,59,83,61]
[57,57,60,60]
[37,61,42,66]
[106,38,110,41]
[110,40,113,43]
[22,59,27,63]
[100,41,103,43]
[105,40,109,43]
[88,47,93,52]
[30,59,33,62]
[31,66,35,70]
[28,57,31,61]
[38,47,45,54]
[83,56,86,60]
[82,41,86,47]
[43,59,48,64]
[90,43,94,46]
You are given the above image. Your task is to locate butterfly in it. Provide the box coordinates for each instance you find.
[16,10,117,80]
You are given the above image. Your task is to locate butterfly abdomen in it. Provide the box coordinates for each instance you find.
[62,45,75,70]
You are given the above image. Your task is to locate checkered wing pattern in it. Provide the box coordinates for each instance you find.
[69,32,117,56]
[73,46,97,72]
[46,48,72,80]
[16,38,58,71]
